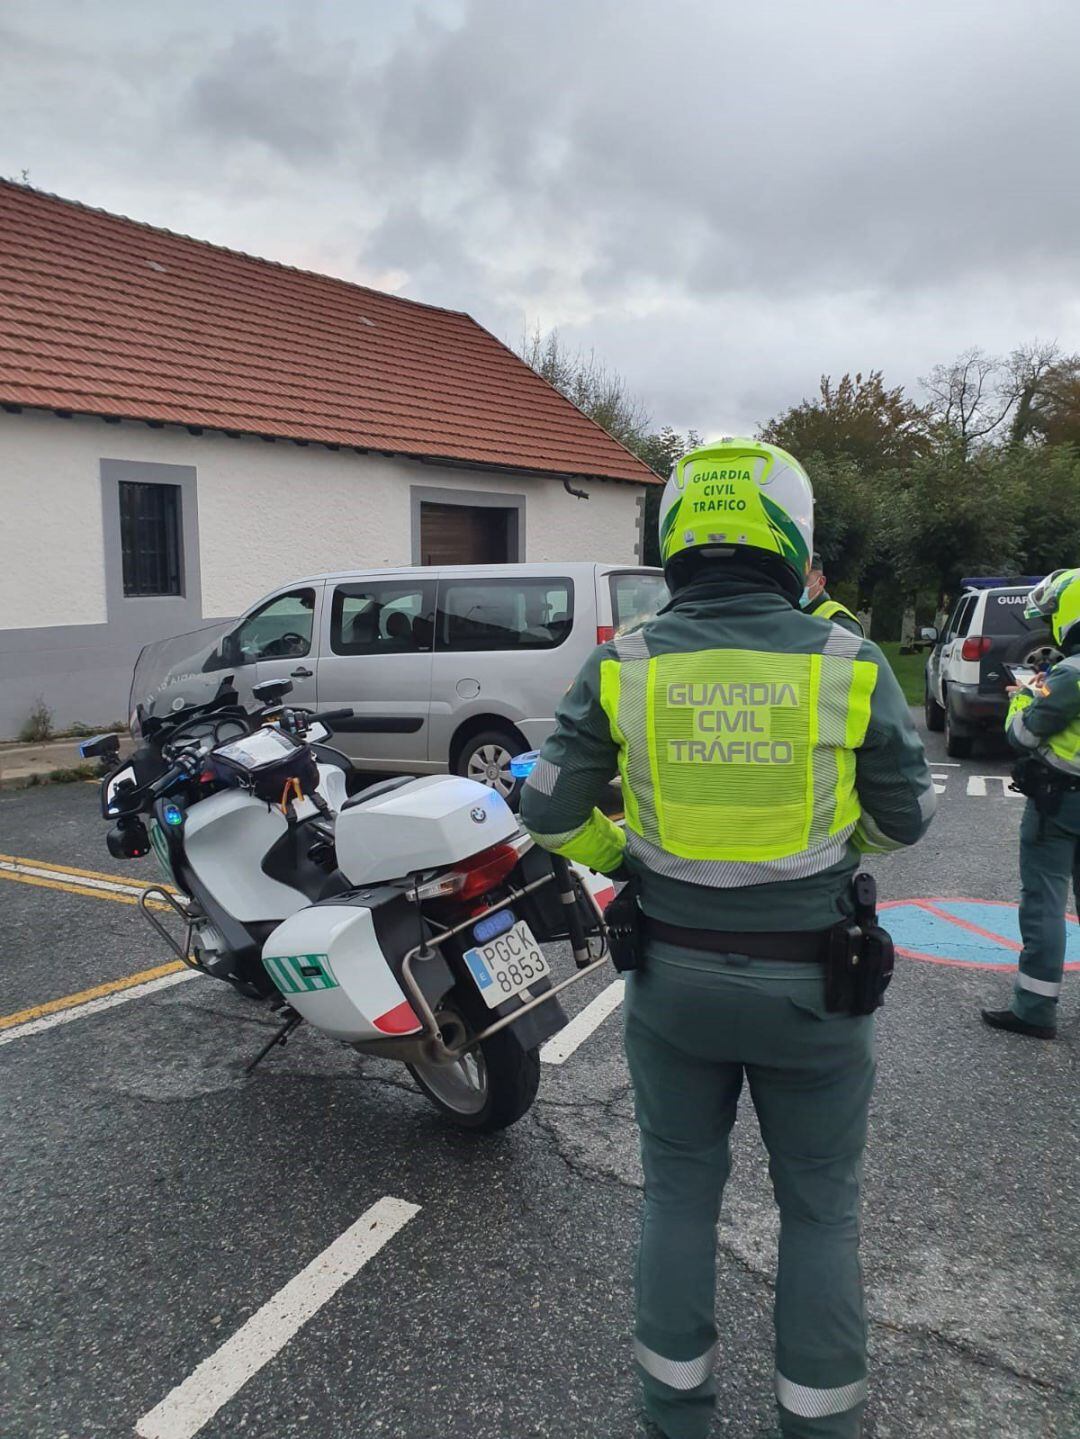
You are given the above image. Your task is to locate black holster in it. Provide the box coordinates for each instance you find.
[1010,756,1072,816]
[605,876,643,972]
[824,872,895,1016]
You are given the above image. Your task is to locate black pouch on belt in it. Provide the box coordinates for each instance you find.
[824,872,895,1015]
[605,876,643,972]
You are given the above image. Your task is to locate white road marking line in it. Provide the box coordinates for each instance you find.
[966,774,1020,798]
[0,970,198,1047]
[0,858,150,898]
[540,978,625,1064]
[134,1196,421,1439]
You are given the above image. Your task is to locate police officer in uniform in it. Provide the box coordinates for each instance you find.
[802,552,864,636]
[984,567,1080,1039]
[520,439,934,1439]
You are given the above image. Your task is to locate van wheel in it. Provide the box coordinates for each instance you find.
[924,682,945,732]
[455,728,524,806]
[945,695,974,758]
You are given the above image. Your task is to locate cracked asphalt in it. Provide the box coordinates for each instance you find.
[1,718,1077,1438]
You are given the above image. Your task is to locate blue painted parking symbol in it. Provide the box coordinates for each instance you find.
[881,897,1080,972]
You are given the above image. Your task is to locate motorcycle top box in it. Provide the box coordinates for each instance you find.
[333,774,520,887]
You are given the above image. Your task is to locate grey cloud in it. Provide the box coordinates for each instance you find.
[182,28,360,163]
[3,0,1079,437]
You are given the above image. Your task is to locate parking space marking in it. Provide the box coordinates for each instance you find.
[541,978,625,1064]
[0,861,172,910]
[134,1195,421,1439]
[0,965,195,1046]
[0,850,176,891]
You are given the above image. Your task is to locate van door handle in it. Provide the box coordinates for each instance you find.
[291,666,313,678]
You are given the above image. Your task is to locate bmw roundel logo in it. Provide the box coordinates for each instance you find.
[470,806,487,824]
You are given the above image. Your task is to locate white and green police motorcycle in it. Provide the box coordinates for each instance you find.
[86,647,613,1132]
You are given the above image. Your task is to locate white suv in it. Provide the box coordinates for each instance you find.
[924,581,1060,757]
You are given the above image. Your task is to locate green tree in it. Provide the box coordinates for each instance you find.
[759,371,928,474]
[635,426,702,566]
[518,326,650,451]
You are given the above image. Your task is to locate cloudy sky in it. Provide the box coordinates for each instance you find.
[3,0,1079,437]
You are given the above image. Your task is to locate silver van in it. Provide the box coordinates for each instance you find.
[134,563,667,797]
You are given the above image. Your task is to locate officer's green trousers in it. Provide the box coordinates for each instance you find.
[1012,797,1080,1028]
[624,943,875,1439]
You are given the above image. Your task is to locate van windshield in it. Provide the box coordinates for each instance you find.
[610,572,668,634]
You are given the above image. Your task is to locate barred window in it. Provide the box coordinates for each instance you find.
[119,481,182,597]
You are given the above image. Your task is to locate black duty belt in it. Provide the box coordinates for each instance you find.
[645,917,828,963]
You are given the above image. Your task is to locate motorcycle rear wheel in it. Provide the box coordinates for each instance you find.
[408,1008,540,1132]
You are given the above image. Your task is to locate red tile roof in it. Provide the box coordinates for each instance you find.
[0,181,657,485]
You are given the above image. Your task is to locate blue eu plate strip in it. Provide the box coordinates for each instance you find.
[464,949,494,990]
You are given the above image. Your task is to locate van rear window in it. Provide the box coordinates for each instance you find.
[610,572,668,634]
[436,578,574,652]
[985,592,1043,636]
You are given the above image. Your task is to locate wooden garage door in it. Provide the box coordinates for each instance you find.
[419,503,511,566]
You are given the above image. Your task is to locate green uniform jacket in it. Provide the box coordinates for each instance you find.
[520,576,934,931]
[805,590,864,636]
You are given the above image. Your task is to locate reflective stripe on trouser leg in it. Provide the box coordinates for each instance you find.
[1016,973,1062,997]
[776,1372,868,1419]
[634,1339,717,1390]
[1013,801,1073,1026]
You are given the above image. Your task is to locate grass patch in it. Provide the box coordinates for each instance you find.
[24,763,99,787]
[877,641,926,706]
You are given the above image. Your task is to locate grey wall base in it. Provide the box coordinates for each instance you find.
[0,616,234,737]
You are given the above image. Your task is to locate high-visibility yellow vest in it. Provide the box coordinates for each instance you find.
[599,636,878,884]
[1007,690,1080,774]
[813,598,864,634]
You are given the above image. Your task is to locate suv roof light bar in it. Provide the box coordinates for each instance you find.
[961,576,1044,590]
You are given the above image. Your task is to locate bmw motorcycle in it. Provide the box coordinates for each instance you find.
[86,659,614,1132]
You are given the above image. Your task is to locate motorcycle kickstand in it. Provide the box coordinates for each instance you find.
[245,1010,304,1074]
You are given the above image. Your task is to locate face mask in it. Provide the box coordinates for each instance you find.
[799,587,810,607]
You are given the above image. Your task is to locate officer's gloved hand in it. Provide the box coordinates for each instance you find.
[607,862,633,885]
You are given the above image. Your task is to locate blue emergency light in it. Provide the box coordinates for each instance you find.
[510,750,540,781]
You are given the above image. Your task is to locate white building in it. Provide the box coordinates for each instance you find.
[0,182,655,737]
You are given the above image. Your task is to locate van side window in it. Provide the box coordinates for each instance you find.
[330,581,435,656]
[436,578,574,652]
[232,589,316,661]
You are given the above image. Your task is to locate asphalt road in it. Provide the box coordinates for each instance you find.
[1,718,1077,1439]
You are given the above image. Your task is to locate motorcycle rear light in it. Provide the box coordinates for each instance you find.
[961,635,992,661]
[593,884,617,912]
[372,1000,423,1035]
[414,843,521,904]
[596,625,615,645]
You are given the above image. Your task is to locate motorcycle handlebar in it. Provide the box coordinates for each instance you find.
[148,757,194,797]
[310,708,354,725]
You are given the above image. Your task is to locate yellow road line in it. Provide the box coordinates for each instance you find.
[0,960,186,1030]
[0,868,172,911]
[0,850,176,892]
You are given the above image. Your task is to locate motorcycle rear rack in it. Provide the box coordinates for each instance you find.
[397,864,611,1063]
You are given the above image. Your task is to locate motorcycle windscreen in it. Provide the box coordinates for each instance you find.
[130,622,235,730]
